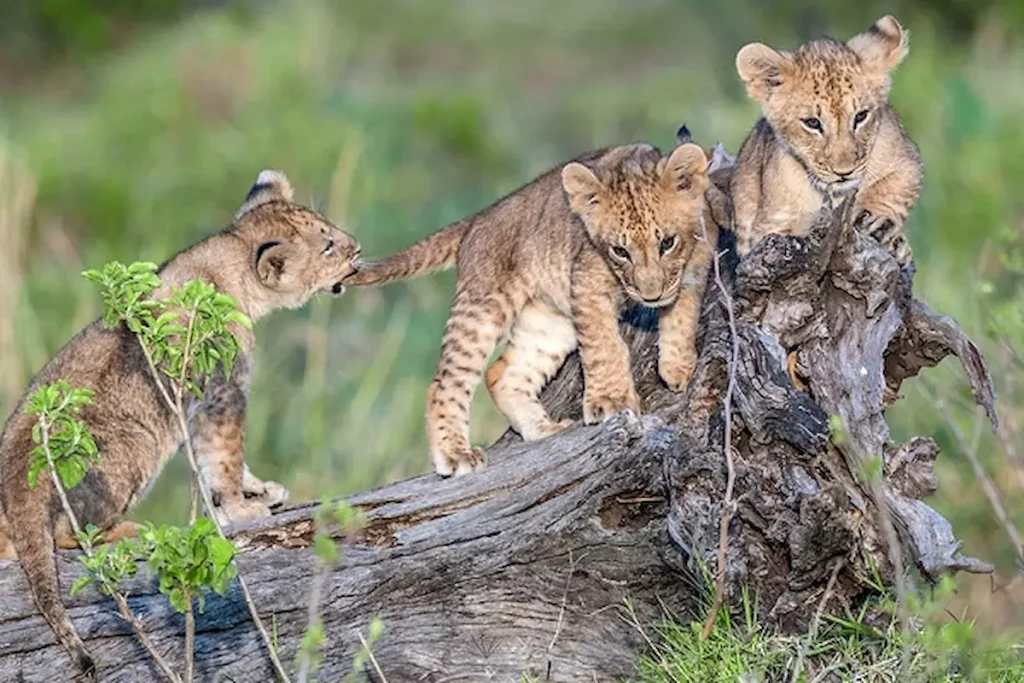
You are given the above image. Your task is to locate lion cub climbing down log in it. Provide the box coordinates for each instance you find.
[345,142,716,476]
[0,170,359,677]
[731,15,922,266]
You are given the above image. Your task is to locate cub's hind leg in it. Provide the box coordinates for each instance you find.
[486,301,577,441]
[427,285,523,476]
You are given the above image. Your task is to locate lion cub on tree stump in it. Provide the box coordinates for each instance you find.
[731,15,922,266]
[0,170,359,677]
[344,142,716,476]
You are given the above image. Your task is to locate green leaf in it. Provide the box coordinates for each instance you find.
[70,576,93,596]
[313,533,339,565]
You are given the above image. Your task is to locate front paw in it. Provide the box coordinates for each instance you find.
[583,388,641,425]
[214,498,273,526]
[659,351,697,393]
[244,479,290,508]
[854,209,912,267]
[432,444,487,477]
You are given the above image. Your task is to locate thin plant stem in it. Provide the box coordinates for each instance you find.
[700,214,739,641]
[357,631,388,683]
[136,313,292,683]
[39,414,182,683]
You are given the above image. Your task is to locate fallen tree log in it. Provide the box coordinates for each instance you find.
[0,197,998,682]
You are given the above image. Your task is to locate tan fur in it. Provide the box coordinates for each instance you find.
[345,143,715,476]
[731,15,922,266]
[0,170,359,676]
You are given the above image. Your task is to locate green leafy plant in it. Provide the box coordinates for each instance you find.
[25,380,99,490]
[25,380,183,683]
[136,519,238,613]
[298,499,369,683]
[83,261,289,682]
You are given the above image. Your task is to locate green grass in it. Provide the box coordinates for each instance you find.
[634,581,1024,682]
[0,0,1022,635]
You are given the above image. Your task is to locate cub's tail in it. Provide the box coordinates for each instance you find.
[344,219,471,286]
[10,502,95,676]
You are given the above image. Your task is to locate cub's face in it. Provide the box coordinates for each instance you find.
[736,15,909,192]
[236,170,360,311]
[562,143,709,308]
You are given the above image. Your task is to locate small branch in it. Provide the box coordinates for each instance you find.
[933,396,1024,568]
[184,600,195,683]
[137,330,292,683]
[357,631,388,683]
[113,592,184,683]
[40,415,182,683]
[701,215,739,641]
[297,518,335,683]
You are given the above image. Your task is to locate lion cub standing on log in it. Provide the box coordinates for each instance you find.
[0,170,359,676]
[344,143,715,476]
[730,15,922,266]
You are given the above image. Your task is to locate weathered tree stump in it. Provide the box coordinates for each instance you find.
[0,184,997,682]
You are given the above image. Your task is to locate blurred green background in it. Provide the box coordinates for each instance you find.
[1,0,1022,633]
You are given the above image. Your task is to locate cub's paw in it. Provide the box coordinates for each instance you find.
[854,209,912,267]
[659,352,697,393]
[520,418,574,442]
[244,479,290,508]
[433,445,486,477]
[583,388,641,425]
[214,498,273,527]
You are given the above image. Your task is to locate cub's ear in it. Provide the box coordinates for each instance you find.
[736,42,793,101]
[254,240,298,288]
[659,143,708,197]
[236,170,295,219]
[561,162,604,214]
[847,15,908,73]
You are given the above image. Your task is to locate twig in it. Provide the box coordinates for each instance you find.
[297,513,336,683]
[185,473,199,682]
[136,318,292,683]
[933,396,1024,567]
[184,602,195,683]
[357,631,389,683]
[700,214,739,641]
[996,403,1024,494]
[39,415,182,683]
[548,550,585,652]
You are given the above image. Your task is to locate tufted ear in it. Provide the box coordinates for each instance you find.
[736,42,793,101]
[254,240,298,288]
[847,15,909,73]
[236,170,295,219]
[659,143,708,197]
[561,162,605,214]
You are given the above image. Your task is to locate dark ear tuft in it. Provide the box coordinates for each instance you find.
[676,123,692,146]
[848,15,908,73]
[236,170,295,219]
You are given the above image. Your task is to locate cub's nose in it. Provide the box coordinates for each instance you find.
[331,282,345,295]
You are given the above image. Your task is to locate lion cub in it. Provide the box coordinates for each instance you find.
[344,143,715,476]
[731,15,922,266]
[0,170,359,676]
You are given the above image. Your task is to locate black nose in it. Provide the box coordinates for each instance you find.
[331,282,344,294]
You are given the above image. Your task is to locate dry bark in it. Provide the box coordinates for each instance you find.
[0,197,997,682]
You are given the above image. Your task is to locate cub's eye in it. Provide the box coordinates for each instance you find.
[853,109,870,129]
[323,239,335,256]
[610,245,631,262]
[801,117,823,133]
[659,235,678,256]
